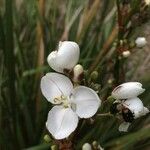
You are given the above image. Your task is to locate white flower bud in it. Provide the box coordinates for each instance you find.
[92,141,98,148]
[122,51,131,58]
[82,143,92,150]
[73,64,84,83]
[145,0,150,5]
[47,41,80,73]
[135,37,147,48]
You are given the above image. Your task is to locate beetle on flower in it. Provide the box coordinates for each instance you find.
[111,82,149,132]
[41,73,101,139]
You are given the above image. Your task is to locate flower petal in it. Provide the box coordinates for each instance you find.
[47,51,63,73]
[46,106,78,140]
[47,41,80,73]
[41,73,73,103]
[123,97,144,118]
[71,86,101,118]
[141,107,149,116]
[112,82,145,99]
[119,122,131,132]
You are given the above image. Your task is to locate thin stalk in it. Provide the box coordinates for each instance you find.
[89,25,118,72]
[35,0,45,113]
[114,0,127,85]
[97,112,114,117]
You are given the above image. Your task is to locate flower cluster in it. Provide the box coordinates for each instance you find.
[41,41,101,139]
[111,82,149,132]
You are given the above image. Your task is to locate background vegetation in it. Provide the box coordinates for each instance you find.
[0,0,150,149]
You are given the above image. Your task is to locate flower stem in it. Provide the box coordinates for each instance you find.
[97,112,114,117]
[57,139,73,150]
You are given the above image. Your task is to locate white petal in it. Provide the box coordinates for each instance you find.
[123,97,144,118]
[82,143,92,150]
[112,82,145,99]
[71,86,101,118]
[46,106,78,140]
[47,51,63,72]
[47,41,80,73]
[119,122,131,132]
[141,107,149,116]
[41,73,73,103]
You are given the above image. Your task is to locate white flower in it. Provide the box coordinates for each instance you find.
[82,143,92,150]
[119,97,149,132]
[47,41,80,73]
[41,73,101,139]
[135,37,147,48]
[112,82,145,99]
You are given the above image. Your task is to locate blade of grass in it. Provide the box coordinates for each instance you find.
[24,143,50,150]
[89,25,118,72]
[4,0,19,148]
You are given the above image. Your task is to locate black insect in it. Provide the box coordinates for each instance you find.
[122,107,135,123]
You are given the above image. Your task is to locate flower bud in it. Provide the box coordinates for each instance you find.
[145,0,150,5]
[107,96,115,103]
[92,141,98,148]
[92,141,104,150]
[72,64,84,83]
[90,71,98,81]
[135,37,147,48]
[47,41,80,73]
[51,145,58,150]
[43,134,52,143]
[82,143,92,150]
[122,51,131,58]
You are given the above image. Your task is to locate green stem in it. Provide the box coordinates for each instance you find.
[4,0,18,148]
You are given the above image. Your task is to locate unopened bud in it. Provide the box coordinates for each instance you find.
[51,145,58,150]
[145,0,150,5]
[119,40,124,46]
[92,141,98,149]
[135,37,147,48]
[82,143,92,150]
[90,71,98,81]
[43,134,52,143]
[73,64,84,83]
[108,79,113,84]
[107,96,115,103]
[122,51,131,58]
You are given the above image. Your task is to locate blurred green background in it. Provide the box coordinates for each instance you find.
[0,0,150,149]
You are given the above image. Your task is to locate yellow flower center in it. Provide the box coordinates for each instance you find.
[53,95,70,108]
